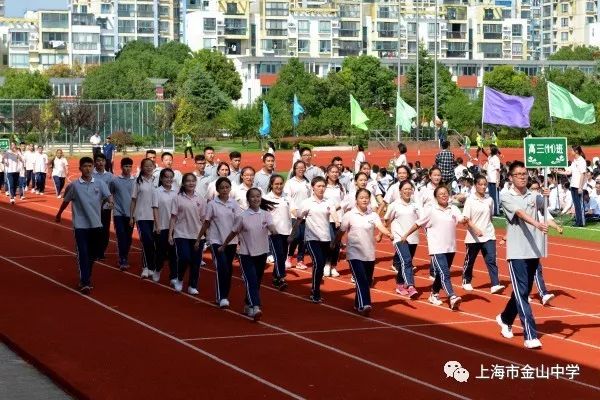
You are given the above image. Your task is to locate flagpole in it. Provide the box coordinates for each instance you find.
[415,0,420,153]
[434,0,438,146]
[547,82,554,136]
[396,0,402,143]
[481,86,486,144]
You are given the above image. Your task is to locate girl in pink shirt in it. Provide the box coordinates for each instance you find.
[403,186,467,310]
[234,166,255,210]
[264,175,293,290]
[292,176,339,303]
[169,173,207,294]
[130,158,157,279]
[220,188,277,320]
[333,188,393,315]
[152,168,177,284]
[197,177,242,308]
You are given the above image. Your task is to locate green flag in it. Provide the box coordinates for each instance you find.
[395,92,417,132]
[350,94,369,131]
[548,81,595,124]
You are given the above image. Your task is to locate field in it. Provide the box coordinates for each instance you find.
[0,145,598,399]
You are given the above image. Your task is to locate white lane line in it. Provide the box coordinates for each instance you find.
[0,225,471,400]
[0,256,305,400]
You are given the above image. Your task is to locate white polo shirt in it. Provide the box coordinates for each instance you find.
[394,154,407,168]
[569,156,587,189]
[284,176,312,216]
[384,198,421,244]
[152,186,177,231]
[4,150,22,173]
[417,182,437,210]
[462,193,496,244]
[416,203,464,255]
[486,155,500,184]
[324,184,345,222]
[132,175,155,221]
[340,207,381,262]
[205,197,242,245]
[263,192,293,235]
[24,150,36,171]
[233,183,260,210]
[52,157,68,178]
[344,188,378,211]
[299,196,335,242]
[234,208,273,256]
[354,151,366,173]
[171,192,206,239]
[33,153,48,174]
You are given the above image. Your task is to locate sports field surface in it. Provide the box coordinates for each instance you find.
[0,146,598,399]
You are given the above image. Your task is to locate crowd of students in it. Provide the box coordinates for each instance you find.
[4,139,597,349]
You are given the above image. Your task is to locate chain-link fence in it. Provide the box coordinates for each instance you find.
[0,99,175,151]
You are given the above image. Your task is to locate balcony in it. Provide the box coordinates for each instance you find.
[137,27,154,34]
[447,51,467,58]
[483,53,502,59]
[378,30,397,38]
[73,42,99,50]
[225,27,247,35]
[339,29,360,38]
[446,31,466,39]
[266,29,286,37]
[137,11,155,18]
[118,10,135,18]
[72,13,96,26]
[118,26,135,34]
[483,33,502,40]
[9,41,29,48]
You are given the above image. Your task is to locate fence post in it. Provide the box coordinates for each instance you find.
[11,99,15,133]
[110,100,113,133]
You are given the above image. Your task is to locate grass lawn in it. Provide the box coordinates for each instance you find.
[175,140,263,153]
[492,215,600,242]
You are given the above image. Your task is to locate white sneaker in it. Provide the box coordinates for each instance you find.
[40,192,44,196]
[30,189,35,193]
[524,338,542,349]
[428,293,443,306]
[170,278,177,287]
[541,293,555,306]
[528,296,532,303]
[266,255,275,264]
[390,264,398,272]
[449,295,462,310]
[20,196,25,200]
[330,268,340,278]
[496,314,514,338]
[187,287,199,295]
[428,275,435,281]
[219,298,230,309]
[57,195,62,199]
[323,263,331,277]
[285,257,292,269]
[174,280,183,292]
[201,260,206,266]
[243,305,252,316]
[140,268,150,279]
[9,198,15,204]
[152,270,161,282]
[462,283,474,291]
[252,306,262,321]
[490,284,505,294]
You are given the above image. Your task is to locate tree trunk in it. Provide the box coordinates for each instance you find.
[68,130,74,156]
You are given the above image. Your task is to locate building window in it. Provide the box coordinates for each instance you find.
[225,19,247,35]
[340,21,359,38]
[100,4,111,14]
[265,20,286,36]
[40,53,69,66]
[319,40,331,53]
[561,32,569,41]
[587,2,595,12]
[298,20,309,34]
[408,41,417,53]
[319,21,331,34]
[100,35,114,50]
[482,24,502,39]
[159,6,169,17]
[265,2,288,17]
[137,4,154,18]
[9,53,29,68]
[159,21,170,33]
[561,3,569,13]
[226,2,239,15]
[428,23,437,35]
[377,6,398,19]
[478,43,502,58]
[41,13,68,29]
[117,4,135,17]
[10,32,28,45]
[42,32,68,49]
[561,18,569,27]
[73,33,99,50]
[512,43,523,55]
[298,39,309,52]
[204,18,216,31]
[203,38,217,48]
[460,66,478,76]
[118,20,135,33]
[340,4,360,18]
[512,24,522,37]
[377,22,397,38]
[407,22,417,35]
[138,20,154,34]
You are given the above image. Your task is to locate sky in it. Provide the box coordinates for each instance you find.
[5,0,68,17]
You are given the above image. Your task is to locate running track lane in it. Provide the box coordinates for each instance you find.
[0,212,599,397]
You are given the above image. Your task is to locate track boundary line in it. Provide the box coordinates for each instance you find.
[1,210,599,392]
[0,256,305,400]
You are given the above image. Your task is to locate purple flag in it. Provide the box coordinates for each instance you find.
[482,86,534,128]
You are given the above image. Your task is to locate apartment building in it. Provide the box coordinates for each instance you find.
[0,17,37,69]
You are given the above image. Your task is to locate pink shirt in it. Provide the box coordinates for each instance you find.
[205,197,242,245]
[299,196,335,241]
[340,208,381,261]
[233,208,273,256]
[462,194,496,244]
[132,175,155,221]
[263,192,293,235]
[170,192,207,239]
[384,198,421,244]
[416,203,464,255]
[152,186,177,231]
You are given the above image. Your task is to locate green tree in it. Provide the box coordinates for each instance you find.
[0,70,52,99]
[82,60,155,99]
[177,49,242,100]
[549,45,600,61]
[404,45,462,120]
[482,65,533,96]
[443,93,480,135]
[216,105,261,142]
[179,64,230,120]
[173,97,203,139]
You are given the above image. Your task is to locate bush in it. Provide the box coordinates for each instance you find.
[24,132,41,144]
[279,136,338,149]
[110,130,134,152]
[497,139,525,148]
[131,134,145,149]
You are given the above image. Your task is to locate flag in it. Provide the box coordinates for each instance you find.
[292,94,304,127]
[395,93,417,132]
[259,101,270,137]
[350,94,369,131]
[548,81,595,124]
[482,86,534,128]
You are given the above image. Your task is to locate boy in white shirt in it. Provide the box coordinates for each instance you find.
[33,146,49,195]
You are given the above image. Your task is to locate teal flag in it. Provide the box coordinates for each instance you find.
[395,93,417,132]
[292,94,304,127]
[548,81,595,124]
[259,101,271,137]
